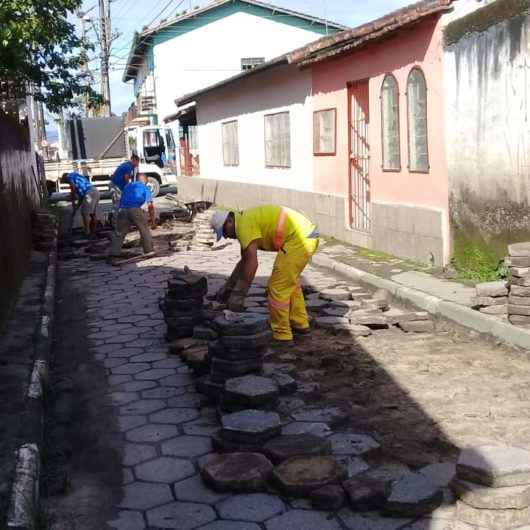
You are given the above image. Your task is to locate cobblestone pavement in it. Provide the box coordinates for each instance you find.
[50,239,530,530]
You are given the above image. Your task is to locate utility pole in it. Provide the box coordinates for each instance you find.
[99,0,112,116]
[76,6,96,117]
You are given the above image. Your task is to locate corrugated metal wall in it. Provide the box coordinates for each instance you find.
[0,111,41,327]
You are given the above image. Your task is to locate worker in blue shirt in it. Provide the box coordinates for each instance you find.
[109,154,140,228]
[108,174,157,260]
[66,171,100,237]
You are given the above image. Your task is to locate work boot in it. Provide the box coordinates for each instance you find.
[272,338,295,348]
[292,327,311,336]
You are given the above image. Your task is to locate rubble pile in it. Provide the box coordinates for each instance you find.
[507,243,530,328]
[161,268,207,341]
[471,281,508,315]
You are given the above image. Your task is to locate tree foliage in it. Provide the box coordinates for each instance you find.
[0,0,102,112]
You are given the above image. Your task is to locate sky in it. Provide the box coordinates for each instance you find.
[47,0,412,138]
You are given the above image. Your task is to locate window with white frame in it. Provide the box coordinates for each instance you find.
[264,112,290,168]
[407,67,429,172]
[241,57,265,71]
[222,120,239,166]
[380,74,401,171]
[313,108,336,155]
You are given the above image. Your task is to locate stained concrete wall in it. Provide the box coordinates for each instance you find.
[443,1,530,255]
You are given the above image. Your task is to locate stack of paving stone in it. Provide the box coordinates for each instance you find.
[453,444,530,529]
[471,281,508,315]
[189,209,217,250]
[197,313,272,400]
[32,208,57,252]
[507,243,530,327]
[161,269,208,341]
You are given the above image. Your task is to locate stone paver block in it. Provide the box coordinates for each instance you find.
[221,410,281,443]
[220,330,272,350]
[419,462,456,488]
[146,501,216,530]
[282,422,331,438]
[135,456,195,483]
[399,320,435,333]
[223,376,279,407]
[129,352,167,363]
[310,484,345,511]
[134,368,175,380]
[119,481,172,510]
[160,373,195,387]
[168,393,206,408]
[273,456,347,496]
[109,374,132,386]
[153,358,183,369]
[214,313,269,336]
[291,404,351,427]
[182,417,219,437]
[126,424,179,443]
[116,414,147,433]
[110,392,139,405]
[217,493,285,522]
[162,435,213,458]
[385,471,443,516]
[452,478,530,510]
[149,408,200,424]
[338,510,411,530]
[509,242,530,257]
[263,434,332,464]
[456,500,530,530]
[119,399,166,415]
[117,380,157,392]
[173,474,229,505]
[320,289,351,301]
[211,431,264,454]
[270,373,297,395]
[141,386,182,399]
[329,433,380,456]
[334,456,370,478]
[198,522,261,530]
[201,452,273,493]
[343,475,386,511]
[107,510,145,530]
[457,445,530,487]
[122,443,157,466]
[266,509,343,530]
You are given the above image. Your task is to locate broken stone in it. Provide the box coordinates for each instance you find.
[221,409,281,444]
[476,281,509,297]
[193,325,218,341]
[182,346,210,375]
[220,330,272,350]
[452,478,530,510]
[329,433,380,457]
[315,316,350,330]
[384,310,430,325]
[509,243,530,257]
[479,305,508,315]
[214,313,269,336]
[310,485,346,511]
[350,314,388,328]
[343,475,386,510]
[169,337,208,355]
[201,452,273,493]
[291,404,351,428]
[223,375,279,408]
[273,456,347,496]
[305,299,329,312]
[385,471,443,516]
[270,372,297,395]
[323,306,351,317]
[457,445,530,487]
[320,288,351,301]
[263,434,332,464]
[399,320,434,333]
[456,500,530,530]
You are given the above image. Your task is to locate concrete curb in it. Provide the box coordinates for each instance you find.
[312,253,530,351]
[7,234,57,529]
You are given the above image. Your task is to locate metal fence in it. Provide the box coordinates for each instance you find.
[0,111,42,327]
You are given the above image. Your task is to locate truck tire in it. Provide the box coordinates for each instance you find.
[146,176,161,198]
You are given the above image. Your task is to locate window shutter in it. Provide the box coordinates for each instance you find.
[381,75,401,170]
[407,68,429,172]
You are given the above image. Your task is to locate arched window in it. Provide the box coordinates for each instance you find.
[380,74,400,171]
[407,67,429,172]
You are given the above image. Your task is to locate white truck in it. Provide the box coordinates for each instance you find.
[44,116,178,197]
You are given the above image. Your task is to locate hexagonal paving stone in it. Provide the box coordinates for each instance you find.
[153,358,183,369]
[223,376,279,407]
[109,374,132,386]
[273,456,347,496]
[111,362,151,375]
[126,424,179,443]
[198,523,261,530]
[135,368,175,381]
[182,417,219,437]
[130,352,167,363]
[337,510,411,530]
[107,510,145,530]
[149,408,200,424]
[119,399,166,415]
[116,380,157,392]
[119,482,172,510]
[214,313,269,336]
[291,404,351,427]
[141,386,182,399]
[221,410,281,443]
[135,456,195,483]
[173,474,228,505]
[217,493,285,522]
[116,415,147,433]
[282,422,331,438]
[146,501,216,529]
[110,392,139,405]
[329,433,381,456]
[169,393,206,408]
[162,436,212,458]
[263,434,332,464]
[266,510,342,530]
[160,373,195,387]
[122,443,156,466]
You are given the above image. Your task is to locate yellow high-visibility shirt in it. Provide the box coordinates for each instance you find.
[235,205,315,251]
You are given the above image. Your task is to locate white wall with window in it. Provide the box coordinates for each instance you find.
[194,64,314,192]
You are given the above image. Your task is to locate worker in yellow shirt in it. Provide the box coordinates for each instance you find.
[210,205,320,343]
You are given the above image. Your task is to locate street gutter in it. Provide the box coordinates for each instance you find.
[312,253,530,351]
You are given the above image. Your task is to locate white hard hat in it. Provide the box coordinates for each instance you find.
[210,210,229,241]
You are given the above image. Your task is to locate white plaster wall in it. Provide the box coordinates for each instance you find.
[152,10,326,123]
[195,64,314,194]
[444,14,530,202]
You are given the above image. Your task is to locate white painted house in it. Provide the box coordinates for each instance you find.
[123,0,345,139]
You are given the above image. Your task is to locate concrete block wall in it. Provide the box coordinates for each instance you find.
[177,176,445,264]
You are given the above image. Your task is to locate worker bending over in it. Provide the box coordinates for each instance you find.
[108,174,156,260]
[210,205,319,343]
[110,154,140,227]
[66,171,100,237]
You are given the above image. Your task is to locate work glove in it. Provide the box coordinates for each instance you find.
[227,278,251,313]
[215,261,243,303]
